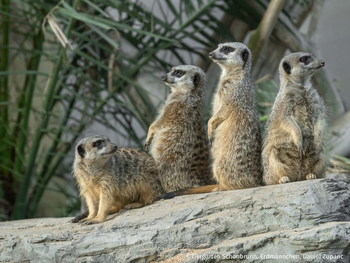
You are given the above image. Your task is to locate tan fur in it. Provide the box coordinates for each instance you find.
[208,42,262,191]
[262,52,327,185]
[145,65,212,192]
[72,135,163,224]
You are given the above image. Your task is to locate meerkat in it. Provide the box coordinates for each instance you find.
[262,52,327,185]
[71,135,163,224]
[158,43,262,199]
[144,65,212,192]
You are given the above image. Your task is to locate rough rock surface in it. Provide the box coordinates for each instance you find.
[1,178,350,263]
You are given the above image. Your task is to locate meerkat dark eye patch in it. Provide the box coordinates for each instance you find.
[77,145,85,158]
[300,56,311,65]
[283,62,291,74]
[93,140,103,148]
[172,70,185,78]
[220,46,234,54]
[193,73,200,86]
[241,49,249,62]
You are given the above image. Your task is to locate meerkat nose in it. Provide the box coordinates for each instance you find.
[113,144,118,150]
[161,75,167,81]
[320,61,325,67]
[209,52,214,58]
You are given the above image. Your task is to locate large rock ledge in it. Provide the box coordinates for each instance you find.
[1,179,350,262]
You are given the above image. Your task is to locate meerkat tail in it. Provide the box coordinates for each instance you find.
[156,185,221,200]
[71,212,89,223]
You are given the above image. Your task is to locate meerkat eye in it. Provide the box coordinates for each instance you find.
[172,70,185,78]
[300,56,310,64]
[93,140,104,148]
[220,46,234,54]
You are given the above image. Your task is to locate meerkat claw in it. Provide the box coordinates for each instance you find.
[279,176,290,184]
[306,173,316,180]
[83,220,99,225]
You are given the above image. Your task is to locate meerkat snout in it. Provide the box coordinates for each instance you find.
[161,75,167,81]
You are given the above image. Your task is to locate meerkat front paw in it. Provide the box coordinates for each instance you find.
[208,135,214,148]
[144,141,150,151]
[208,135,214,149]
[144,133,154,151]
[144,138,153,151]
[279,176,290,184]
[306,173,316,180]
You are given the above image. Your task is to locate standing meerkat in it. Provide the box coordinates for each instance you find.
[158,43,262,199]
[144,65,212,192]
[208,42,262,190]
[262,52,327,185]
[71,135,163,224]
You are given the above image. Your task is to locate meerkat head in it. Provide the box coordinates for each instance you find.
[75,135,118,167]
[160,65,206,94]
[279,52,325,85]
[209,42,251,72]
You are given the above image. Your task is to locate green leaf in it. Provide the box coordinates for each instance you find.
[57,7,176,42]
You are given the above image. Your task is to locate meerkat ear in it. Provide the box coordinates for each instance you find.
[241,49,249,62]
[283,62,291,74]
[193,73,200,87]
[77,145,85,158]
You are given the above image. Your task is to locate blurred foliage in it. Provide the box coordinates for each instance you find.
[328,155,350,174]
[0,0,318,221]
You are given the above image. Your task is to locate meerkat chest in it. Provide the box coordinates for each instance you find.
[163,103,197,128]
[290,91,316,132]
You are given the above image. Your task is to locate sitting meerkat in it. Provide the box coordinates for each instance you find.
[158,43,262,199]
[144,65,212,192]
[72,135,163,224]
[262,52,327,185]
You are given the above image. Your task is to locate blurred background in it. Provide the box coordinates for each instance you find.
[0,0,349,221]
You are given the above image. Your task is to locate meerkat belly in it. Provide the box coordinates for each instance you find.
[293,101,316,151]
[213,117,260,164]
[212,117,261,187]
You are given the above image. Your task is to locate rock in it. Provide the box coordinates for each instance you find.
[1,179,350,262]
[326,173,350,184]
